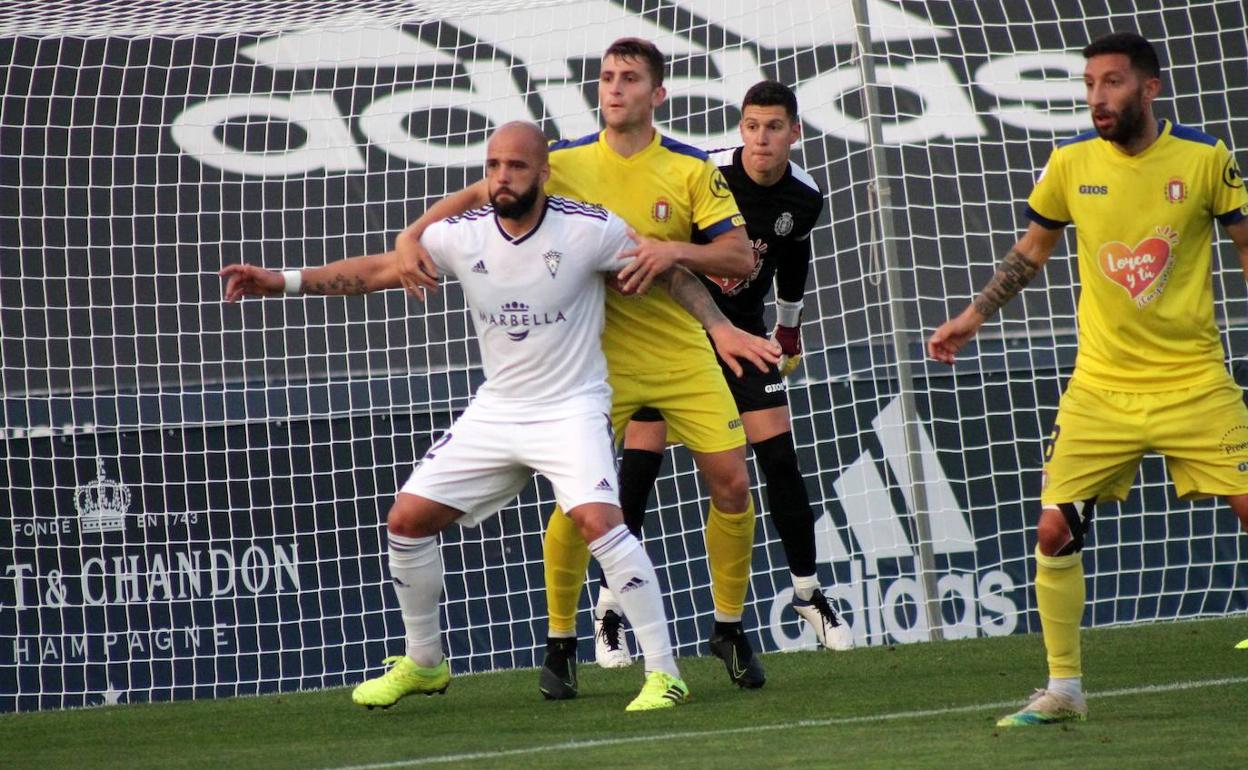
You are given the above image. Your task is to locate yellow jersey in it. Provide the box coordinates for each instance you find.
[547,130,746,374]
[1027,119,1248,391]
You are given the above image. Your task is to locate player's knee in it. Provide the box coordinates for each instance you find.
[708,466,751,512]
[1037,499,1095,557]
[565,502,623,543]
[386,501,422,538]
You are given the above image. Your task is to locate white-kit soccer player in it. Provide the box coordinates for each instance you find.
[220,122,777,712]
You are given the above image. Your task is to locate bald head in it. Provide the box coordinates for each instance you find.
[485,121,550,222]
[489,121,549,165]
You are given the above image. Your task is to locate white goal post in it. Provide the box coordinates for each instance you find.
[2,0,1246,711]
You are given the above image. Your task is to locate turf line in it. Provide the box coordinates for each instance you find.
[321,675,1248,770]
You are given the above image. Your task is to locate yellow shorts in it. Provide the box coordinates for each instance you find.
[1041,375,1248,505]
[608,359,745,454]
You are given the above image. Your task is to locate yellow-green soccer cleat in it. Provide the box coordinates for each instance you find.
[352,655,450,709]
[625,670,690,712]
[996,688,1088,727]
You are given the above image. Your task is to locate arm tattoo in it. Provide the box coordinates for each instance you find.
[304,271,368,296]
[972,247,1041,318]
[658,266,728,330]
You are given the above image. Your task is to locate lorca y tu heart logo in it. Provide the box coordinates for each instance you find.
[1098,225,1179,307]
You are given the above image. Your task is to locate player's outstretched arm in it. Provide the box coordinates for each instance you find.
[617,226,753,295]
[655,265,781,377]
[220,251,405,303]
[927,221,1062,364]
[393,179,488,299]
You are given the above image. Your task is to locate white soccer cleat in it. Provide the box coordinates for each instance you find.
[996,688,1088,727]
[594,609,634,668]
[792,589,854,651]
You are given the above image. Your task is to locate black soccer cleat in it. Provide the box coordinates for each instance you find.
[539,636,579,700]
[707,622,766,689]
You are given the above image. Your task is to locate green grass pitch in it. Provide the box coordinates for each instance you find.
[3,616,1246,769]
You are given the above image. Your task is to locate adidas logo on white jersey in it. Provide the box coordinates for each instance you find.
[472,260,488,274]
[594,477,613,491]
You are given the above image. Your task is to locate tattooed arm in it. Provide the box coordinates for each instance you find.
[220,251,403,302]
[927,220,1065,364]
[654,265,781,377]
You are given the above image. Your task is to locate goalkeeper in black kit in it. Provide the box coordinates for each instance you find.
[592,81,853,675]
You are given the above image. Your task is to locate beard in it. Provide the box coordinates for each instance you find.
[1094,91,1148,144]
[490,181,540,219]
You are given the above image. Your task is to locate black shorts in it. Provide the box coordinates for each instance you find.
[633,359,787,423]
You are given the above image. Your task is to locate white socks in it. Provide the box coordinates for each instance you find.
[388,532,444,668]
[792,572,820,602]
[596,586,621,616]
[589,525,678,677]
[1047,676,1084,701]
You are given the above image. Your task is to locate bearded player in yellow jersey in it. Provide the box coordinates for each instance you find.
[929,32,1248,727]
[394,38,779,697]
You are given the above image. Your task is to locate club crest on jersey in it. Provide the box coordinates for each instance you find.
[775,212,794,236]
[651,197,671,223]
[542,249,562,278]
[1165,177,1186,204]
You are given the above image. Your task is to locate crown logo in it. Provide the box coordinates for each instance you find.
[500,301,530,313]
[76,458,131,533]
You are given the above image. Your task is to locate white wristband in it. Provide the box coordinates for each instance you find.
[282,269,302,295]
[775,297,803,328]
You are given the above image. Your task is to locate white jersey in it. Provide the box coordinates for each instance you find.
[421,195,631,419]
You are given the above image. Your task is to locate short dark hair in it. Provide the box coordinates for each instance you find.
[1082,32,1161,79]
[603,37,665,88]
[741,80,799,122]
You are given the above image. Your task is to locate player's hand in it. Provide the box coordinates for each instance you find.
[394,230,439,300]
[772,323,802,378]
[708,322,782,378]
[219,263,284,302]
[616,228,681,295]
[927,306,986,364]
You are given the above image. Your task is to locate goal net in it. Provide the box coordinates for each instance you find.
[2,0,1246,711]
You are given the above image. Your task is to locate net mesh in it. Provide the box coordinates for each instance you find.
[2,0,1246,711]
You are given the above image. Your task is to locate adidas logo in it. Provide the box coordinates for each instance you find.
[472,260,487,274]
[616,576,648,594]
[594,477,613,491]
[818,396,974,574]
[766,395,1021,651]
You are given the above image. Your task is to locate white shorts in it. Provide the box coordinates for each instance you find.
[400,400,620,526]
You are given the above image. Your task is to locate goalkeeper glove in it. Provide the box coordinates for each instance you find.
[772,323,802,377]
[773,297,803,377]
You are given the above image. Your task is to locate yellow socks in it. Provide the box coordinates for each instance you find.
[1035,546,1085,679]
[543,506,591,636]
[705,497,756,620]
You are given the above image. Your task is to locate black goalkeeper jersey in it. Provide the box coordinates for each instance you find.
[697,146,825,336]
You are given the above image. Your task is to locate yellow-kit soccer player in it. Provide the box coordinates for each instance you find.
[929,31,1248,726]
